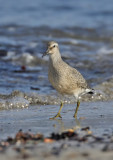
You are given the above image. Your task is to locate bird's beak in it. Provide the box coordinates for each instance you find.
[42,49,49,58]
[42,52,46,58]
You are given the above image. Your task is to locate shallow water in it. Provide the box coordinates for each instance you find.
[0,24,113,102]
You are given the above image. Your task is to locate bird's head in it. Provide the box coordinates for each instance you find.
[42,41,59,57]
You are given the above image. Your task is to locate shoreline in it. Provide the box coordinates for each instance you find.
[0,101,113,139]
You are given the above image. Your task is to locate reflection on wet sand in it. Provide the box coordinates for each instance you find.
[52,117,82,134]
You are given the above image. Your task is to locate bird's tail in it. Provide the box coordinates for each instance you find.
[86,88,94,94]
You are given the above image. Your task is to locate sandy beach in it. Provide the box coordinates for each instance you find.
[0,101,113,159]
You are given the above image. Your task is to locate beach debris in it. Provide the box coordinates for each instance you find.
[0,127,113,155]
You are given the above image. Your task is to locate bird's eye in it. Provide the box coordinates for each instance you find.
[53,45,55,48]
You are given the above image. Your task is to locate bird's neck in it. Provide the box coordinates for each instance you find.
[49,51,62,65]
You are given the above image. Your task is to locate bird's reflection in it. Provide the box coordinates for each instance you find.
[52,117,81,133]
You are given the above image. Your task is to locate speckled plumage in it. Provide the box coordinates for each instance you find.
[48,41,91,99]
[43,41,93,118]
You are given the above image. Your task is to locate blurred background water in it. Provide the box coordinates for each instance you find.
[0,0,113,109]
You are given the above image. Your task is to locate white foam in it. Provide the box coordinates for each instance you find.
[97,47,113,55]
[12,52,35,64]
[2,51,16,60]
[0,97,29,110]
[22,52,34,63]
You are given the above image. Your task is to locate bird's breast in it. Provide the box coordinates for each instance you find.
[48,67,75,95]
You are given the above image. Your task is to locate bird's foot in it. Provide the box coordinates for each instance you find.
[50,113,62,120]
[73,114,77,119]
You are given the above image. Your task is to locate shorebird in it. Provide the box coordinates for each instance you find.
[42,41,94,119]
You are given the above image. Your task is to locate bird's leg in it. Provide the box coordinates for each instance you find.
[73,100,80,118]
[50,102,63,119]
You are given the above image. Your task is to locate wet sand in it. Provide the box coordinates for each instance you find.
[0,101,113,139]
[0,101,113,159]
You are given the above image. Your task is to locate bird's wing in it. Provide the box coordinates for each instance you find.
[69,67,89,89]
